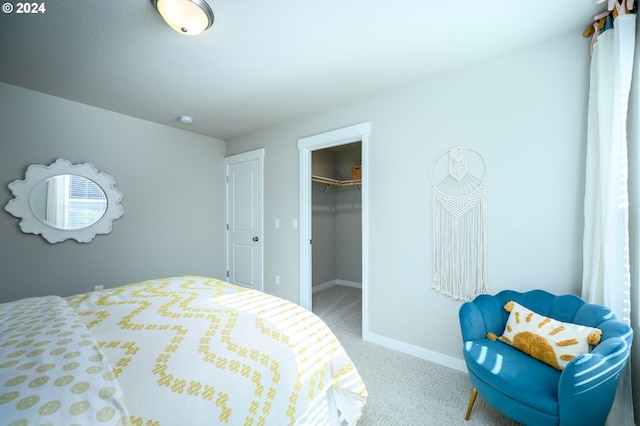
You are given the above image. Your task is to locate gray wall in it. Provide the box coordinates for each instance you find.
[227,32,589,362]
[335,147,362,284]
[312,149,337,287]
[0,82,227,302]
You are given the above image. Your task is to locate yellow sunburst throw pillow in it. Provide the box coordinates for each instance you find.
[497,301,602,370]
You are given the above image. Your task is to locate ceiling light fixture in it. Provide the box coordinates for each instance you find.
[179,115,194,124]
[151,0,214,36]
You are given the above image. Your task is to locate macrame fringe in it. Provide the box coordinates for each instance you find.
[432,185,487,301]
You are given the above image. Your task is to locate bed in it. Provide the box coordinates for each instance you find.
[0,276,367,425]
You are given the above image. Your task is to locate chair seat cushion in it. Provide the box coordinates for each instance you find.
[463,338,561,416]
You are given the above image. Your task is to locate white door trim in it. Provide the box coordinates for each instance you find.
[225,148,265,291]
[297,122,370,339]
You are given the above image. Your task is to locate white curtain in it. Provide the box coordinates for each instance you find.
[582,9,635,426]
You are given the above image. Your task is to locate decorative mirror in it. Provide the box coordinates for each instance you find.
[5,158,124,243]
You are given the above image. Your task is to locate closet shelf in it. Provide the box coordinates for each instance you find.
[312,175,361,199]
[311,175,362,187]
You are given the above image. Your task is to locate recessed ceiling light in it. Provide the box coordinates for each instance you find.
[179,115,194,124]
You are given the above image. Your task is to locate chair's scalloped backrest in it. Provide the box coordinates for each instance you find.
[573,302,614,326]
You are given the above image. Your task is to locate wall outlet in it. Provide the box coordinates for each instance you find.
[94,285,104,291]
[274,275,280,285]
[291,219,298,229]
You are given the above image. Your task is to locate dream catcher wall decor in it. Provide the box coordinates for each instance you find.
[431,147,487,301]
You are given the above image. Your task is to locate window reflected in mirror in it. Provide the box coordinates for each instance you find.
[30,175,107,230]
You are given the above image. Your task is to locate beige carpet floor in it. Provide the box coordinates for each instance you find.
[312,285,522,426]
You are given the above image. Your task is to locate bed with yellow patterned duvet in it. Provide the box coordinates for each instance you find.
[0,276,367,425]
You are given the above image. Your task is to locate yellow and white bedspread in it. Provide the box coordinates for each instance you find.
[0,295,131,425]
[66,276,367,425]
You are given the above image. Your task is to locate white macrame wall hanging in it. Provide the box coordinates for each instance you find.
[431,147,487,301]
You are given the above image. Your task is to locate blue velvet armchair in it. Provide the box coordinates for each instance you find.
[459,289,633,426]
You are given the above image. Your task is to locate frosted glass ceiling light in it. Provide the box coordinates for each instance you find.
[151,0,214,36]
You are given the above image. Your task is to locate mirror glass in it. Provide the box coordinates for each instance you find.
[30,174,108,230]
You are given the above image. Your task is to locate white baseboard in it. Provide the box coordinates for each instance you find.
[362,330,468,373]
[312,279,362,293]
[312,280,338,293]
[312,281,466,373]
[336,279,361,289]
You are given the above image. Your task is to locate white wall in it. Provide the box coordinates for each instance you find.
[0,82,227,302]
[227,32,589,364]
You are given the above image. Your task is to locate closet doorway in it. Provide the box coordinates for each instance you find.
[297,122,370,340]
[311,143,362,294]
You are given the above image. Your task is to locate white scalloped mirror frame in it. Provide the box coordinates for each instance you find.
[5,158,124,243]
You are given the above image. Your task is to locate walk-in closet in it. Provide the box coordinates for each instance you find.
[311,142,362,296]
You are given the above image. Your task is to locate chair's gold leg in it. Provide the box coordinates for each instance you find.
[464,388,478,421]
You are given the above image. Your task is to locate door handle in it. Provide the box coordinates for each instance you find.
[253,236,259,242]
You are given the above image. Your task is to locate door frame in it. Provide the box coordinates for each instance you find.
[225,148,265,291]
[298,122,370,339]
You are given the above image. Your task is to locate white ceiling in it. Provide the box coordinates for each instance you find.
[0,1,602,141]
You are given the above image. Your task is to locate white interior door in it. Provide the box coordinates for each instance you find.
[225,149,264,291]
